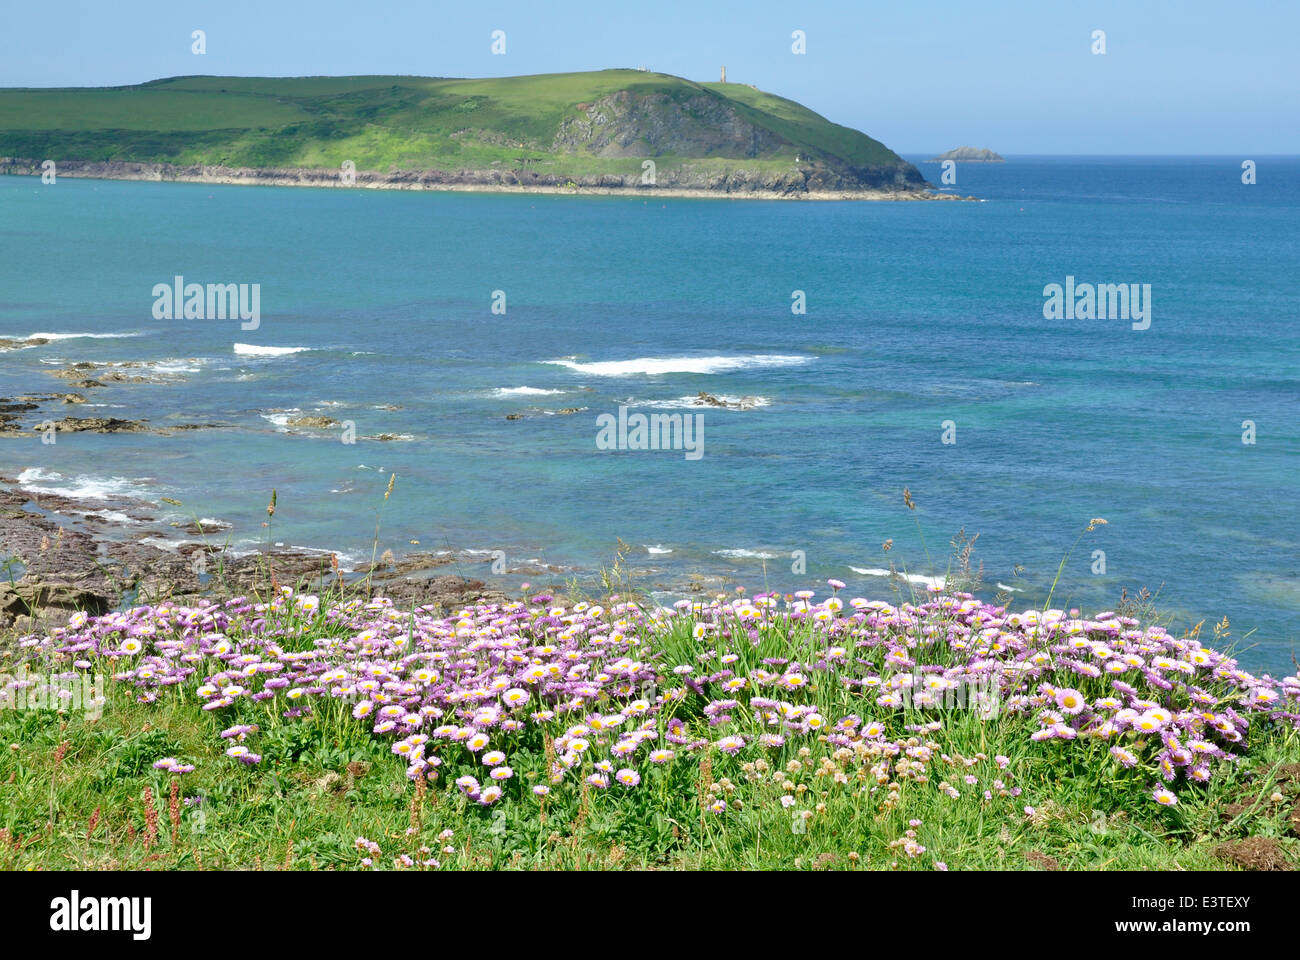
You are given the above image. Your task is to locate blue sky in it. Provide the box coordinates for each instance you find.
[2,0,1296,153]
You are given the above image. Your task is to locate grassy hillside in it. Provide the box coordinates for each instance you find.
[0,70,926,192]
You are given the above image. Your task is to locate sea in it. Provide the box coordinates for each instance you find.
[1,156,1297,672]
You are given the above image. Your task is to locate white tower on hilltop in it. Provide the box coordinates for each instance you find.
[721,66,726,83]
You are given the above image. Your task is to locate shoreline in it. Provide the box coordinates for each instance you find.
[0,475,522,634]
[0,159,976,202]
[0,469,770,633]
[0,372,830,629]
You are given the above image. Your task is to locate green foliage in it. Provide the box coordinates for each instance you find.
[1,660,1294,870]
[91,729,184,786]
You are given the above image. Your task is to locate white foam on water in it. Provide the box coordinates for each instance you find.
[626,395,771,410]
[645,544,673,555]
[849,567,947,589]
[543,355,810,376]
[714,548,778,560]
[234,343,310,357]
[24,331,146,342]
[492,386,566,397]
[278,545,364,568]
[71,508,139,525]
[206,538,314,558]
[16,467,154,502]
[259,411,296,430]
[141,359,204,375]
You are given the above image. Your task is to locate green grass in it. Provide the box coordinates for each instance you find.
[2,608,1295,872]
[0,88,311,131]
[3,502,1291,872]
[0,70,911,184]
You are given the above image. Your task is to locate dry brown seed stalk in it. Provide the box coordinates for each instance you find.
[168,779,181,845]
[699,752,714,833]
[142,787,159,851]
[409,777,426,833]
[572,782,590,841]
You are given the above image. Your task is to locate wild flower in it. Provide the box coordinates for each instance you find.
[14,585,1296,852]
[1054,688,1086,715]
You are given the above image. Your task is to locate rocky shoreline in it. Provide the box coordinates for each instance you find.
[0,359,533,632]
[2,294,817,632]
[0,368,580,630]
[0,476,528,634]
[0,464,758,636]
[0,362,230,438]
[0,159,977,202]
[0,354,768,630]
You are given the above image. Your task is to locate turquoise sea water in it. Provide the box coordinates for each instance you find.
[1,157,1297,671]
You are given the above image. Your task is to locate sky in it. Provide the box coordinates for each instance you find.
[1,0,1297,154]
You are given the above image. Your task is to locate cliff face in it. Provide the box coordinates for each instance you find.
[554,91,788,159]
[549,90,928,192]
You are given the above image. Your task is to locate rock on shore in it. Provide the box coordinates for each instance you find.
[0,157,974,202]
[0,481,509,634]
